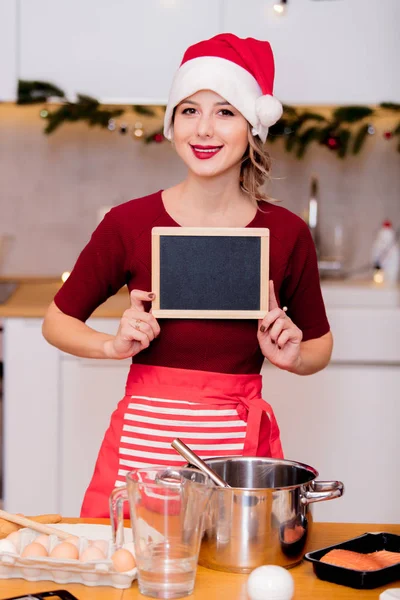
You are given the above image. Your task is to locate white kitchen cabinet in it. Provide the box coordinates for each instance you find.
[262,363,400,524]
[8,0,400,105]
[59,355,129,516]
[3,318,129,516]
[3,319,60,514]
[18,0,223,103]
[223,0,400,104]
[0,0,18,101]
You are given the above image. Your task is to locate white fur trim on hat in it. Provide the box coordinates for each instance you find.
[163,56,282,143]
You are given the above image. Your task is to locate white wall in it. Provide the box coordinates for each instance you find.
[0,104,399,278]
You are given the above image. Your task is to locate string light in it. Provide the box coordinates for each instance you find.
[273,0,287,15]
[133,121,144,137]
[373,264,384,284]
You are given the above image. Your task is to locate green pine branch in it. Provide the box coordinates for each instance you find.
[18,80,66,104]
[16,80,400,157]
[380,102,400,111]
[352,123,370,154]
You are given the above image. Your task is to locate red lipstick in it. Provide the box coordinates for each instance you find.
[190,144,223,160]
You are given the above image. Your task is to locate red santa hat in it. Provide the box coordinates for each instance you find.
[163,33,283,143]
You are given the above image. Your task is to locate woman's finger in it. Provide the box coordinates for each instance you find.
[123,309,160,338]
[127,318,155,342]
[276,329,291,350]
[129,289,155,312]
[268,317,288,343]
[268,280,279,311]
[259,307,287,333]
[120,323,151,348]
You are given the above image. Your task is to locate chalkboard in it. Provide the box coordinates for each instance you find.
[151,227,269,319]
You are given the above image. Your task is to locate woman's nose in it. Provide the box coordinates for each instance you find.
[196,115,214,138]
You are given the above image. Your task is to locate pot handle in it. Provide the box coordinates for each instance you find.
[301,480,344,505]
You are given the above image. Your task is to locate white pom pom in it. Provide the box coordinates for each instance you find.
[255,95,283,127]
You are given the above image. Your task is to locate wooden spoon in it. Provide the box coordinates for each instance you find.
[0,510,71,540]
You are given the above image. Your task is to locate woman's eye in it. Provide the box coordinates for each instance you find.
[219,109,235,116]
[181,107,196,115]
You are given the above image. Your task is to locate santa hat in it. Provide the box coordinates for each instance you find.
[163,33,283,143]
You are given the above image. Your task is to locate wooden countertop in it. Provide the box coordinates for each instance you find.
[0,279,130,318]
[1,277,399,318]
[0,521,399,599]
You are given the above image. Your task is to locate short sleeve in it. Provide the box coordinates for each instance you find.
[279,222,330,341]
[54,209,128,321]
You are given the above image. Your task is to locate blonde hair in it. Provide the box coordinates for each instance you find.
[240,127,273,203]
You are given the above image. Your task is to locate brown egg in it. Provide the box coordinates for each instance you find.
[80,546,105,561]
[21,542,48,558]
[63,535,80,548]
[49,541,79,560]
[111,548,136,572]
[90,539,109,556]
[34,534,50,551]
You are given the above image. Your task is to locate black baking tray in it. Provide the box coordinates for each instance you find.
[304,532,400,589]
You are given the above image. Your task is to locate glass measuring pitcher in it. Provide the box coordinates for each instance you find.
[110,467,213,599]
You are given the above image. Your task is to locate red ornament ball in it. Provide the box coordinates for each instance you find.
[327,137,339,150]
[384,131,393,140]
[153,133,164,143]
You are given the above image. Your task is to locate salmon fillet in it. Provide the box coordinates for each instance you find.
[320,549,382,571]
[373,550,400,568]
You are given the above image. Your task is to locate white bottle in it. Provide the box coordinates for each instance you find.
[371,220,400,284]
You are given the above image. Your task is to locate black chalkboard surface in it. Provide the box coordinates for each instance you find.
[151,227,269,318]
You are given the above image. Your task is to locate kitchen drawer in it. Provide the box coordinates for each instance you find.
[327,308,400,363]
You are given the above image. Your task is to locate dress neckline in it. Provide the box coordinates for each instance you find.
[158,189,262,228]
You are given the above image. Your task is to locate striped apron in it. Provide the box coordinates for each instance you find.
[80,363,283,518]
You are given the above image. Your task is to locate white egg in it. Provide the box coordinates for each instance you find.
[247,565,294,600]
[380,590,400,600]
[6,531,22,552]
[0,539,17,554]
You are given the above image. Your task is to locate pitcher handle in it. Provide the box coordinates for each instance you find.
[109,485,128,548]
[301,480,344,505]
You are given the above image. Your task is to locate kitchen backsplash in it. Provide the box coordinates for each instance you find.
[1,104,399,278]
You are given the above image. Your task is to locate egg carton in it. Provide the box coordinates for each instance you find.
[0,524,137,589]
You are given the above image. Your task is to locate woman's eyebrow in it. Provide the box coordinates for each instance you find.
[179,100,233,107]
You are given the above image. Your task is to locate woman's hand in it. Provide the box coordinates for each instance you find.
[104,290,161,359]
[258,281,303,372]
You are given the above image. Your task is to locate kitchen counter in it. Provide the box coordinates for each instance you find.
[0,521,399,599]
[0,279,131,318]
[0,277,399,317]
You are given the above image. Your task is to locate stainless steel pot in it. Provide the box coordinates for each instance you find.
[197,457,344,573]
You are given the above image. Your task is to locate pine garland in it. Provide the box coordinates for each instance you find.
[18,80,400,158]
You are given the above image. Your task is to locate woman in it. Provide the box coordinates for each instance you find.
[42,33,333,517]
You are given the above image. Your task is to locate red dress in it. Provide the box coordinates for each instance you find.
[54,191,330,517]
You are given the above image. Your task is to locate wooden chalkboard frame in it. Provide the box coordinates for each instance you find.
[151,227,269,319]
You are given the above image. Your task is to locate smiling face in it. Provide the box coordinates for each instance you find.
[172,90,249,179]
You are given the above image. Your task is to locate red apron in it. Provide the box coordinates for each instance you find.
[80,364,283,518]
